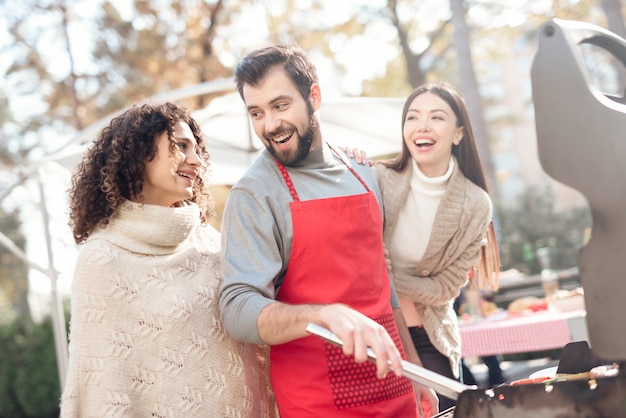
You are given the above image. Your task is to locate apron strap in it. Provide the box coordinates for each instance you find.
[326,143,371,192]
[274,143,371,202]
[274,159,300,202]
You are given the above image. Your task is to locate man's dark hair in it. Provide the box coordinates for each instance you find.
[234,44,319,104]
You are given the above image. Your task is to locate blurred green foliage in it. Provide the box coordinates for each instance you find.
[496,187,592,275]
[0,315,62,418]
[0,208,30,325]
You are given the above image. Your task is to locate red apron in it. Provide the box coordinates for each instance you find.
[270,147,416,417]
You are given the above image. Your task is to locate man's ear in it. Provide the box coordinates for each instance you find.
[309,83,322,111]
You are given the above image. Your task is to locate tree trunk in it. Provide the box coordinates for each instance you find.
[59,2,85,131]
[449,0,498,196]
[602,0,626,37]
[386,0,426,88]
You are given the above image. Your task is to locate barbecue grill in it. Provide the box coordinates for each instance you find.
[454,17,626,418]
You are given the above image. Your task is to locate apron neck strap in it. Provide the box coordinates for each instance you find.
[327,143,371,192]
[274,142,372,202]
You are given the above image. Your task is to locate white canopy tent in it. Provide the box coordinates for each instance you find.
[50,80,405,185]
[1,79,406,390]
[190,91,405,184]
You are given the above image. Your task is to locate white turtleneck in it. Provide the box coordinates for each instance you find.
[389,157,454,326]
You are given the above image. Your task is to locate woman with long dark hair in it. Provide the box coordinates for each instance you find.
[373,82,500,410]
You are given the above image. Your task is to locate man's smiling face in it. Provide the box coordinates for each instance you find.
[243,66,322,166]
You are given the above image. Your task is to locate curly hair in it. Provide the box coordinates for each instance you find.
[68,102,215,244]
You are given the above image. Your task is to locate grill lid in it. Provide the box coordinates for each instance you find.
[531,18,626,361]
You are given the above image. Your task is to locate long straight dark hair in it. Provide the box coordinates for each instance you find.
[381,82,500,290]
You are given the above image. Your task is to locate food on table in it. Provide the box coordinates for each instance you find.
[507,296,548,314]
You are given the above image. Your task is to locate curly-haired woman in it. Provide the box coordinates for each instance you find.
[60,102,276,418]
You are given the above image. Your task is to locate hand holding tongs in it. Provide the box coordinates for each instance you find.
[306,323,476,400]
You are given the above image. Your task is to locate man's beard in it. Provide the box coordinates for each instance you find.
[267,112,319,166]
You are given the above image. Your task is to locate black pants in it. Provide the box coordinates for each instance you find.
[409,326,458,411]
[462,355,505,387]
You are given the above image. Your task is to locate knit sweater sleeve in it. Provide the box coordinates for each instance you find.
[392,226,487,306]
[219,185,284,344]
[391,175,493,307]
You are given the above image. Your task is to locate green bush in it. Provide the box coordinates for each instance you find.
[495,187,592,275]
[0,316,61,418]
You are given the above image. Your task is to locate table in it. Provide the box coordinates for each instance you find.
[459,309,588,358]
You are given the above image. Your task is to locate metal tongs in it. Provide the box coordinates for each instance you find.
[306,323,476,400]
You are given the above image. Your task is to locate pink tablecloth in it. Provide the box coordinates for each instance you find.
[459,309,587,358]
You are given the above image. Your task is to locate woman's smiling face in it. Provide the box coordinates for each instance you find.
[140,121,203,207]
[403,92,463,177]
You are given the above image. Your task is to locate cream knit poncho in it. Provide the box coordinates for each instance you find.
[60,200,276,418]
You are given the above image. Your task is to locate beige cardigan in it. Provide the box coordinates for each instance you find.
[373,159,492,377]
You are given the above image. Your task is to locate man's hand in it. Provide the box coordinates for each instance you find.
[391,309,438,416]
[318,304,403,379]
[414,383,439,418]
